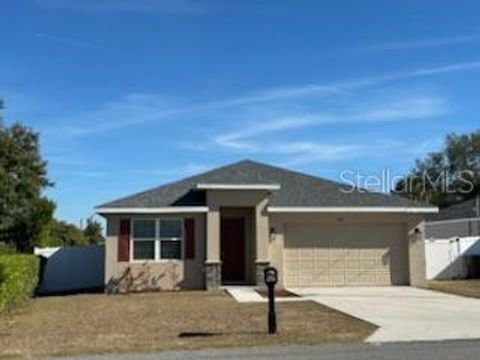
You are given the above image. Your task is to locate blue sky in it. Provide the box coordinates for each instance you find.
[1,0,480,225]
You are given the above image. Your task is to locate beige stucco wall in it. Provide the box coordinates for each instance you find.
[406,217,427,287]
[104,202,427,290]
[104,213,206,291]
[269,213,426,287]
[206,190,270,266]
[255,198,270,263]
[205,209,220,263]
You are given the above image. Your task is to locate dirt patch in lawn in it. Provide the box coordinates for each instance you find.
[0,291,376,358]
[426,280,480,298]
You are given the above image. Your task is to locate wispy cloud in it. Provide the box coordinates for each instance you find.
[361,33,480,52]
[36,0,210,14]
[34,32,106,51]
[401,137,445,157]
[268,141,362,164]
[132,163,211,178]
[48,60,477,138]
[268,141,358,156]
[202,84,343,110]
[203,60,480,115]
[279,137,447,167]
[349,96,446,121]
[35,61,459,171]
[212,94,447,152]
[58,94,182,136]
[214,115,321,150]
[53,170,108,178]
[335,61,480,89]
[45,154,92,167]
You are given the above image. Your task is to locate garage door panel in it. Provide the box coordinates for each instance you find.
[361,250,376,259]
[360,258,375,266]
[299,268,314,276]
[329,261,346,270]
[314,249,330,258]
[284,223,408,286]
[314,262,329,270]
[345,252,360,261]
[375,274,391,284]
[347,274,376,284]
[330,274,345,284]
[346,260,361,269]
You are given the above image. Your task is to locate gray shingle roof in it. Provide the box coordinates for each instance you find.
[98,160,432,208]
[426,197,480,221]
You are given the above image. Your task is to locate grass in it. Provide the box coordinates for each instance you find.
[0,291,376,358]
[426,279,480,298]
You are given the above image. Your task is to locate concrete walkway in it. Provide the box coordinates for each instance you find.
[223,286,304,303]
[223,286,264,302]
[288,287,480,343]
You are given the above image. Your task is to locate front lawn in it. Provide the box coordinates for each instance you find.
[427,280,480,298]
[0,291,376,358]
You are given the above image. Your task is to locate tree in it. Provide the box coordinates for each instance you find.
[394,130,480,207]
[36,219,89,247]
[0,98,4,125]
[0,122,55,251]
[83,217,104,244]
[51,220,89,247]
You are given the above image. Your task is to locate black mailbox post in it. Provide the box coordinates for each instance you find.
[263,266,278,334]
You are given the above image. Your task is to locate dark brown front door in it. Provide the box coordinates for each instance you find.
[221,217,246,283]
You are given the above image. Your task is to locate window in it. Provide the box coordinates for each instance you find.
[133,240,155,260]
[132,219,155,260]
[159,219,182,260]
[133,219,155,238]
[131,218,183,261]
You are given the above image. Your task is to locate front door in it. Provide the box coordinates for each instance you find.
[221,217,246,283]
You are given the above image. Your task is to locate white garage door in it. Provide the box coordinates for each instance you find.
[284,223,409,286]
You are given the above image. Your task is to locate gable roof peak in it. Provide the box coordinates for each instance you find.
[97,158,434,210]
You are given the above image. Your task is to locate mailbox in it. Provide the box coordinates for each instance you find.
[264,267,278,286]
[263,266,278,334]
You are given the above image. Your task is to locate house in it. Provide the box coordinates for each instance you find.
[426,196,480,239]
[95,160,437,292]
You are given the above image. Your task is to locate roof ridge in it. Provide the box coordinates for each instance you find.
[96,159,252,208]
[236,160,431,206]
[240,160,349,188]
[97,158,433,209]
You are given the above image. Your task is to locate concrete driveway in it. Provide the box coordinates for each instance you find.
[288,287,480,343]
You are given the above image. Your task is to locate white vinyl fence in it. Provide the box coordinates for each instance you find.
[425,237,480,280]
[35,245,105,294]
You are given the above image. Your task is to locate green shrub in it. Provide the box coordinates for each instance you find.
[0,242,16,254]
[0,254,39,313]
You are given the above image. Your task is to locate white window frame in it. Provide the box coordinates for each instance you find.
[130,218,184,262]
[131,218,157,262]
[158,218,184,261]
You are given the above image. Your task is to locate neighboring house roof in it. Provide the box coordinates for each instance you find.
[426,197,480,222]
[97,160,434,211]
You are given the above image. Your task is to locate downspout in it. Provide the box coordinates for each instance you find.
[455,237,464,279]
[449,237,461,279]
[476,195,480,218]
[476,195,480,236]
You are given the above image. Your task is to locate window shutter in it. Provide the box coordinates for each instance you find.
[118,219,131,262]
[184,218,195,260]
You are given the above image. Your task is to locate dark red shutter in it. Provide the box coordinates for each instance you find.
[118,219,130,262]
[184,218,195,260]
